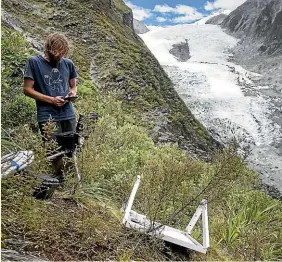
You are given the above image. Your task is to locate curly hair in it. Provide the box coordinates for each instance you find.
[44,33,69,56]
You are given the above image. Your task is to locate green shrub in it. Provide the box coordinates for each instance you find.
[1,26,37,132]
[77,80,98,98]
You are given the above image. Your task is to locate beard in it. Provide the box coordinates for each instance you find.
[48,52,61,66]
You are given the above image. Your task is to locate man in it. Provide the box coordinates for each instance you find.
[24,33,78,178]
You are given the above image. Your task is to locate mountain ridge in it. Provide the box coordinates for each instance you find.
[220,0,282,94]
[221,0,282,55]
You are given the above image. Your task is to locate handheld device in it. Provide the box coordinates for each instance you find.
[64,95,78,102]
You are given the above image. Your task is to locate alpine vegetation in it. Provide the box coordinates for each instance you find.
[1,0,282,261]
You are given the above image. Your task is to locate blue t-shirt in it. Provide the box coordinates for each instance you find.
[24,55,78,122]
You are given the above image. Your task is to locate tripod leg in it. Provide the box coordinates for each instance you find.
[73,150,81,182]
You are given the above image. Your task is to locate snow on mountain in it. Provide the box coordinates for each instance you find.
[146,25,163,32]
[205,14,228,25]
[194,9,231,25]
[140,23,282,193]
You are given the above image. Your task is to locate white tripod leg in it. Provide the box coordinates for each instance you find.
[123,175,141,224]
[72,150,81,183]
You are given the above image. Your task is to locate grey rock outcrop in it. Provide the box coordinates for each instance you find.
[133,18,149,34]
[169,40,191,62]
[221,0,282,94]
[2,11,23,32]
[123,10,134,29]
[221,0,282,55]
[1,249,47,261]
[56,0,67,5]
[205,14,227,25]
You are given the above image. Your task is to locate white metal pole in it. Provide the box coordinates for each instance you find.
[123,175,141,224]
[73,151,81,182]
[201,199,209,248]
[186,204,203,234]
[47,150,69,160]
[1,152,15,162]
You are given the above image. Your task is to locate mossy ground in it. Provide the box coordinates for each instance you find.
[1,4,282,262]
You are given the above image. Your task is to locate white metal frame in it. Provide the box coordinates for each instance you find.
[122,176,210,254]
[1,151,34,178]
[1,149,82,183]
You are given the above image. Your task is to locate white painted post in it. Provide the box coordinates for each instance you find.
[201,199,209,248]
[73,151,81,182]
[186,204,203,234]
[123,175,141,224]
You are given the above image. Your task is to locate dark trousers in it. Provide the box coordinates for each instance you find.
[38,118,76,179]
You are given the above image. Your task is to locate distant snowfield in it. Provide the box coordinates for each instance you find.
[140,24,282,193]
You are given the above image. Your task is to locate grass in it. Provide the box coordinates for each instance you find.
[1,7,282,262]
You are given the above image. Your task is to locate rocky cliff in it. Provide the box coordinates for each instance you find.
[133,18,149,34]
[2,0,219,160]
[169,40,191,62]
[221,0,282,55]
[221,0,282,92]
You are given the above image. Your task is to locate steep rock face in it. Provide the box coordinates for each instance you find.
[221,0,282,93]
[133,19,149,34]
[123,10,134,29]
[169,40,191,62]
[205,14,227,25]
[2,0,220,160]
[221,0,282,54]
[265,7,282,55]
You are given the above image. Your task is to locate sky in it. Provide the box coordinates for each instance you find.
[124,0,247,25]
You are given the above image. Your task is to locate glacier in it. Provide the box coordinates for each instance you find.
[140,24,282,194]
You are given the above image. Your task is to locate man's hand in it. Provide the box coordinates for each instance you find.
[51,96,66,107]
[65,90,77,98]
[24,79,66,106]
